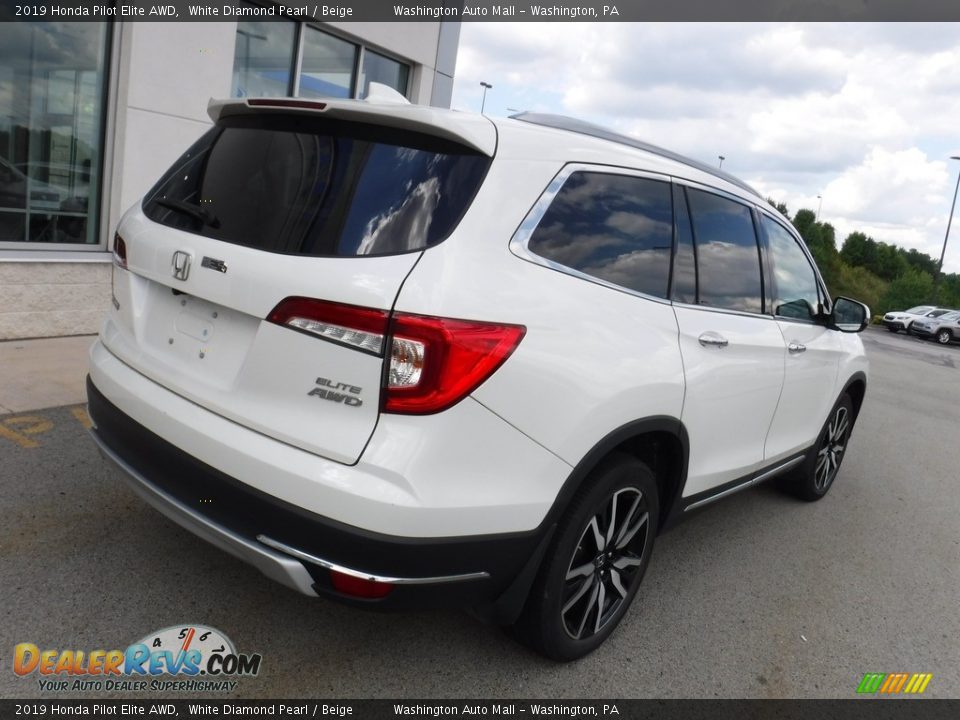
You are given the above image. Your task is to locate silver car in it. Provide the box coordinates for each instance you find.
[911,310,960,344]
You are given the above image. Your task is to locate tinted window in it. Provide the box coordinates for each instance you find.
[762,215,821,320]
[143,117,490,257]
[527,172,673,298]
[687,189,763,313]
[671,185,697,304]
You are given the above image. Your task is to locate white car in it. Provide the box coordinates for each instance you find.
[87,95,870,661]
[882,305,951,333]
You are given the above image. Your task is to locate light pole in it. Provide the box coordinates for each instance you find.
[816,194,823,221]
[935,155,960,286]
[718,155,725,169]
[480,82,492,113]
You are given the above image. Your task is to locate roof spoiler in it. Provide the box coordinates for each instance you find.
[206,97,496,156]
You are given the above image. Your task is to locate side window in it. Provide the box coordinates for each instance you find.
[527,171,673,299]
[762,215,821,321]
[686,188,763,313]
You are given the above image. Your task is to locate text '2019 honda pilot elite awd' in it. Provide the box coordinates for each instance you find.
[87,93,870,661]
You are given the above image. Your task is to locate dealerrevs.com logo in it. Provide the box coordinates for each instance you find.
[13,624,262,693]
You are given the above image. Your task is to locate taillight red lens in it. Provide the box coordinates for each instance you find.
[384,314,526,415]
[113,234,127,269]
[266,297,525,414]
[329,570,393,599]
[267,297,388,354]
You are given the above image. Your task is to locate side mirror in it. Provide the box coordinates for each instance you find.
[829,296,870,333]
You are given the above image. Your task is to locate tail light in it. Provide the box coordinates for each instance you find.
[267,297,388,354]
[267,298,525,414]
[112,233,127,269]
[384,314,525,414]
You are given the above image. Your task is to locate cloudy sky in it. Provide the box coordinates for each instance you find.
[450,23,960,273]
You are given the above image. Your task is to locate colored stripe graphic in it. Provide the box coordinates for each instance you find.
[857,672,932,695]
[857,673,886,694]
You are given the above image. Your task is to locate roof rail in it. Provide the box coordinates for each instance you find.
[511,112,763,200]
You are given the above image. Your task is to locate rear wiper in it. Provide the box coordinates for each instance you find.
[155,198,220,229]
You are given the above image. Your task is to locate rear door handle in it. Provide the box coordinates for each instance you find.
[698,332,729,348]
[788,342,807,354]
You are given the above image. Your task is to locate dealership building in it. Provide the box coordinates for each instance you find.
[0,13,460,340]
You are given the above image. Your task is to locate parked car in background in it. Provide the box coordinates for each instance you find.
[87,95,871,661]
[911,311,960,344]
[883,306,952,333]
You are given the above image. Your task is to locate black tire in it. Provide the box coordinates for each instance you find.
[780,394,854,502]
[937,329,952,345]
[512,453,658,661]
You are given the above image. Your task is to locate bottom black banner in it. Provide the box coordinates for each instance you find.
[2,699,959,720]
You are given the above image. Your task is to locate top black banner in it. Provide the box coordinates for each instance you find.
[2,0,960,22]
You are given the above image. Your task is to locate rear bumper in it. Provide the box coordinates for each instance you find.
[87,377,554,613]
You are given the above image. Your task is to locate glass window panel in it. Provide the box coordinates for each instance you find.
[528,172,674,299]
[298,28,356,100]
[232,19,296,98]
[360,49,409,98]
[686,188,763,313]
[143,120,491,257]
[763,215,821,320]
[0,22,109,245]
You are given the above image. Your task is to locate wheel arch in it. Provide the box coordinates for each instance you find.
[542,417,689,537]
[487,416,689,625]
[840,371,867,429]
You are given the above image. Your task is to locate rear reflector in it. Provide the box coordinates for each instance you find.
[267,297,388,354]
[330,570,393,599]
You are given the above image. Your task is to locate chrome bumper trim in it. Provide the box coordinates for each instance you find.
[256,534,490,585]
[90,428,319,597]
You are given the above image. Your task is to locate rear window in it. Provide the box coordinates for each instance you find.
[142,115,491,257]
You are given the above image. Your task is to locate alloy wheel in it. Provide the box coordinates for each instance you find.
[815,405,849,491]
[937,330,951,345]
[561,487,650,640]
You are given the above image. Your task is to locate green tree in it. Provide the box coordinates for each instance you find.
[874,242,909,281]
[879,269,935,313]
[840,232,878,271]
[766,198,789,218]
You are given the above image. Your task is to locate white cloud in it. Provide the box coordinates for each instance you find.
[452,22,960,272]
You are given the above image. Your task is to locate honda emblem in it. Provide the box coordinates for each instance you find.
[171,251,191,281]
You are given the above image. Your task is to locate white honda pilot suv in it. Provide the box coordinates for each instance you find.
[88,95,870,661]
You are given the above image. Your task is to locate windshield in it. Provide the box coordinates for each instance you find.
[927,309,952,318]
[906,306,934,314]
[143,115,491,257]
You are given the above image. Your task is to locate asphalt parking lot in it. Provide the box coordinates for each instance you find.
[1,327,958,699]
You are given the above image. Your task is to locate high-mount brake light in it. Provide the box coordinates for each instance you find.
[267,297,388,354]
[112,233,127,269]
[266,298,525,414]
[247,99,328,111]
